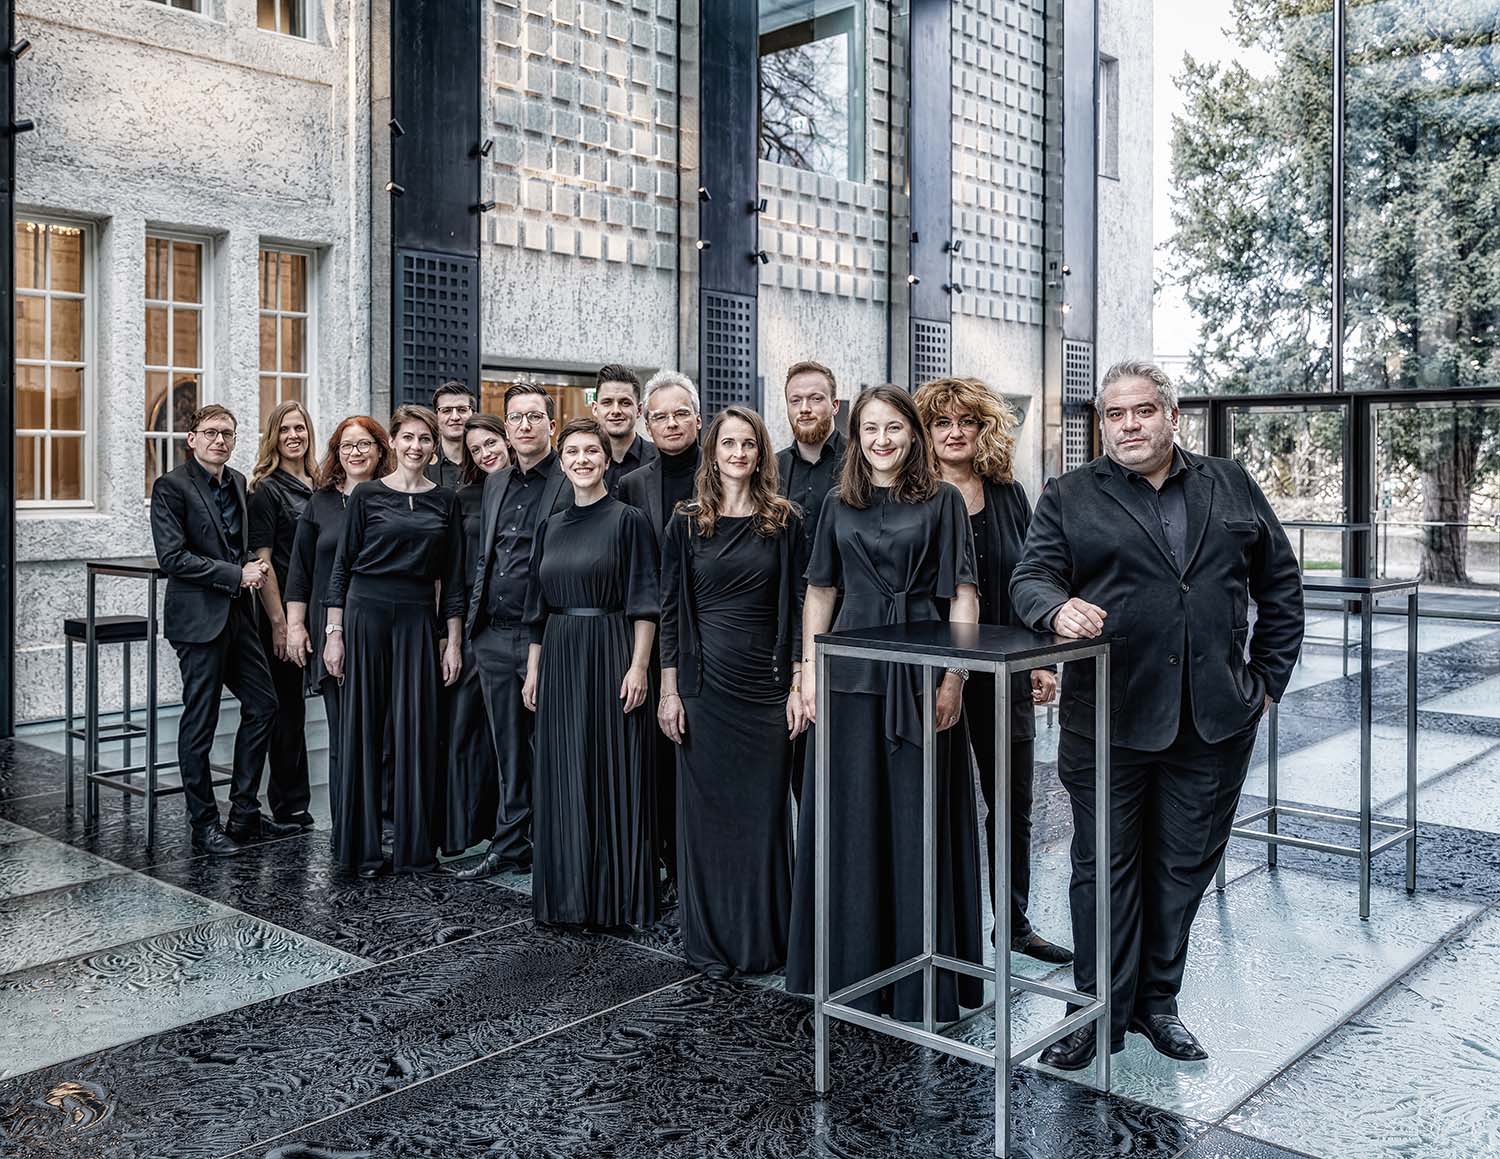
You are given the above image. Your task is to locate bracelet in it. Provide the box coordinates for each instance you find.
[947,667,970,682]
[661,691,681,701]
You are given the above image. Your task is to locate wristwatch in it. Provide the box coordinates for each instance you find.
[948,667,971,682]
[324,624,344,636]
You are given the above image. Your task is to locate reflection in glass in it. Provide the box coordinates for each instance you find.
[758,2,864,182]
[50,298,83,363]
[1178,406,1207,455]
[49,227,83,295]
[15,221,40,290]
[16,437,38,502]
[172,241,201,305]
[258,248,312,420]
[172,307,201,369]
[50,436,83,502]
[16,365,45,429]
[51,367,83,431]
[16,296,44,357]
[1230,404,1346,569]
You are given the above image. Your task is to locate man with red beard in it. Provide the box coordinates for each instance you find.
[775,360,845,802]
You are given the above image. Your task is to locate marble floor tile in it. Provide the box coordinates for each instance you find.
[1225,908,1500,1159]
[0,913,364,1080]
[148,829,533,961]
[0,836,120,902]
[1421,672,1500,719]
[0,924,695,1159]
[1282,648,1392,694]
[1180,1127,1324,1159]
[0,740,69,804]
[0,873,233,977]
[957,866,1478,1123]
[246,979,1205,1159]
[0,818,40,845]
[1387,748,1500,835]
[1240,722,1495,815]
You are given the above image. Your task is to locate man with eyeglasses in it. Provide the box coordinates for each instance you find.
[457,385,572,881]
[426,381,476,489]
[616,370,702,899]
[150,404,297,856]
[592,364,659,493]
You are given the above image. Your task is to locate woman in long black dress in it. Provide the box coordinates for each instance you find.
[658,405,806,978]
[915,377,1071,964]
[439,414,510,854]
[523,417,659,929]
[247,400,318,828]
[323,405,465,878]
[284,416,393,837]
[785,385,985,1022]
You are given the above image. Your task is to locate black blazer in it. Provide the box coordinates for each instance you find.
[616,456,670,546]
[466,454,572,637]
[1009,449,1303,750]
[150,459,253,645]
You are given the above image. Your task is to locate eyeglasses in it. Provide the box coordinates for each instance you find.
[436,405,472,417]
[194,428,236,444]
[506,411,549,427]
[931,417,981,432]
[339,439,377,454]
[647,408,696,425]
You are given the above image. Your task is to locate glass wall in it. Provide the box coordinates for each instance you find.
[758,1,866,183]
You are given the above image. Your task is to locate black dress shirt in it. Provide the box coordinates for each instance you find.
[1110,449,1189,571]
[604,434,659,493]
[486,451,555,624]
[424,451,464,490]
[777,429,846,562]
[194,459,243,545]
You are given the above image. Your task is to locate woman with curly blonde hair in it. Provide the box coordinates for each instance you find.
[913,376,1070,966]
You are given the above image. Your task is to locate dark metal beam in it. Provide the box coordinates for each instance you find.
[1,0,17,737]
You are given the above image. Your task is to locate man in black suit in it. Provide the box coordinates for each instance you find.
[593,364,658,492]
[1010,360,1303,1069]
[457,385,572,880]
[150,404,297,856]
[617,370,702,893]
[426,380,475,488]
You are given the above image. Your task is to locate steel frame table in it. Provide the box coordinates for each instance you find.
[812,622,1115,1159]
[1217,576,1419,919]
[82,558,232,845]
[1282,522,1374,676]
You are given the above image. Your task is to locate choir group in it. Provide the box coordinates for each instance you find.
[150,358,1303,1064]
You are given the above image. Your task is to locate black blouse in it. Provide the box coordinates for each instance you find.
[325,480,466,621]
[523,495,660,643]
[285,487,351,688]
[248,468,313,592]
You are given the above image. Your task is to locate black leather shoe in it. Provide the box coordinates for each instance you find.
[1011,930,1074,965]
[191,826,243,858]
[275,811,316,831]
[356,860,390,881]
[1039,1026,1097,1071]
[225,815,302,842]
[1130,1013,1209,1061]
[456,851,506,881]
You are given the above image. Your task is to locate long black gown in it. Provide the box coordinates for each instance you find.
[785,483,985,1021]
[660,509,803,975]
[439,482,499,854]
[524,494,660,928]
[325,480,465,874]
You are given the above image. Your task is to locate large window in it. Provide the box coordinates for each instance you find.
[258,247,312,422]
[257,0,306,37]
[15,219,89,506]
[758,2,866,183]
[144,236,208,494]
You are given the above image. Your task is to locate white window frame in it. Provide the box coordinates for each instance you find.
[15,215,95,511]
[258,244,317,422]
[143,230,213,499]
[145,0,203,11]
[257,0,307,39]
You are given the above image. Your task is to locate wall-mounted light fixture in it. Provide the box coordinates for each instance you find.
[906,273,921,286]
[472,138,494,158]
[473,200,496,213]
[944,283,964,295]
[749,198,768,214]
[389,118,405,138]
[9,39,31,61]
[385,181,405,197]
[697,186,711,202]
[695,239,711,250]
[748,250,770,264]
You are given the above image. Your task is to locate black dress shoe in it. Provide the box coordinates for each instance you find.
[1011,930,1075,965]
[225,815,302,842]
[455,851,506,881]
[1039,1026,1097,1071]
[274,811,316,831]
[357,859,391,881]
[1130,1013,1209,1061]
[191,826,243,858]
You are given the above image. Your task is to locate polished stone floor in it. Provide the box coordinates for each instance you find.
[1,614,1498,1158]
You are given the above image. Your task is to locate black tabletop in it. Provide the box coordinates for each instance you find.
[815,620,1115,665]
[1300,574,1419,595]
[86,557,163,577]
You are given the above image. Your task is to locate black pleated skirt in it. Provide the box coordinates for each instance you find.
[336,579,440,874]
[785,690,984,1022]
[532,612,657,928]
[677,689,793,974]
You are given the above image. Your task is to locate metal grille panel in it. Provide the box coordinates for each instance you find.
[1063,411,1090,472]
[1062,338,1094,403]
[911,318,951,389]
[395,248,479,408]
[700,290,757,416]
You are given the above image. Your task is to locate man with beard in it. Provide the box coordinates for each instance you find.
[427,381,475,488]
[593,364,658,492]
[775,361,845,802]
[1010,359,1302,1069]
[618,370,703,897]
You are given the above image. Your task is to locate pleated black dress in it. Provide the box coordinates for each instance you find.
[438,482,499,854]
[524,495,660,928]
[661,510,803,976]
[785,483,986,1021]
[325,480,465,874]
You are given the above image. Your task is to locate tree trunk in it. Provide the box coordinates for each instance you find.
[1417,421,1481,586]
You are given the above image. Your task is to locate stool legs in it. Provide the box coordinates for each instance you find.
[64,638,75,809]
[122,641,133,772]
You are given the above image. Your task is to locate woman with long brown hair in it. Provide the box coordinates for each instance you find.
[914,377,1070,965]
[657,405,805,977]
[785,385,985,1020]
[247,399,320,829]
[285,416,393,834]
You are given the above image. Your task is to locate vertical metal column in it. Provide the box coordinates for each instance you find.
[1358,596,1373,919]
[84,572,99,828]
[145,574,159,847]
[1093,651,1111,1091]
[1267,701,1279,868]
[921,664,936,1032]
[993,664,1012,1159]
[813,645,831,1095]
[1405,590,1418,893]
[0,0,17,739]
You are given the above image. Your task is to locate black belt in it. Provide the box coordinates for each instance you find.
[558,606,620,617]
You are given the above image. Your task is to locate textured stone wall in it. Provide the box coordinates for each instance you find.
[12,0,369,721]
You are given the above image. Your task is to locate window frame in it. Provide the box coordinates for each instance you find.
[15,214,96,512]
[257,243,318,425]
[256,0,308,39]
[143,0,204,12]
[143,230,214,500]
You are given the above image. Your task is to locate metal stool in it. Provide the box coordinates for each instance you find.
[62,615,149,808]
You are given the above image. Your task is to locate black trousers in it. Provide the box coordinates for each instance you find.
[171,601,279,834]
[1057,710,1256,1046]
[318,674,342,825]
[964,674,1036,939]
[256,614,311,821]
[472,623,534,865]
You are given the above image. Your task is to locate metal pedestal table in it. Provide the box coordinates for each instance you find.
[812,622,1115,1159]
[1217,576,1418,919]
